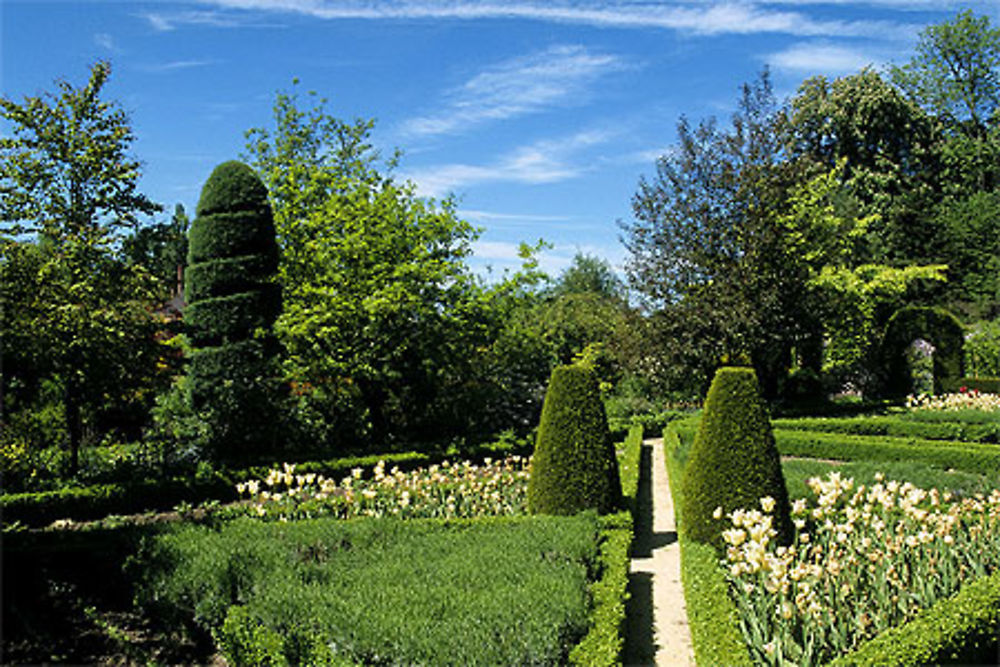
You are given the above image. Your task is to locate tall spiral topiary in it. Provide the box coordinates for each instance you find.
[528,364,622,515]
[680,366,792,552]
[185,161,282,462]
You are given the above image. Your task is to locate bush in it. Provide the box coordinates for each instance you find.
[617,425,643,519]
[880,306,965,397]
[679,366,792,552]
[529,364,623,515]
[940,376,1000,394]
[964,319,1000,378]
[184,161,283,463]
[772,415,1000,444]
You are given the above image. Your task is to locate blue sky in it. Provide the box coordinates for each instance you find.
[3,1,998,277]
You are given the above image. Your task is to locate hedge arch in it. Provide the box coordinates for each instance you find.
[880,306,965,397]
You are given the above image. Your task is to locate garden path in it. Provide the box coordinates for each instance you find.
[623,438,694,666]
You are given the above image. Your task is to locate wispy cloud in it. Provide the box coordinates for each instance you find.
[138,9,284,31]
[766,41,880,74]
[459,209,574,226]
[94,32,117,51]
[197,1,920,40]
[405,128,618,198]
[136,60,217,73]
[403,45,628,137]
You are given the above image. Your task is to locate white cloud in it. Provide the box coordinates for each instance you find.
[137,60,217,73]
[767,42,880,74]
[469,239,627,279]
[138,9,284,31]
[403,45,628,137]
[405,128,618,198]
[196,0,920,40]
[94,33,117,51]
[459,209,573,225]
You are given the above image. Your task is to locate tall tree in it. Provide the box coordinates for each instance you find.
[1,61,162,473]
[623,72,815,396]
[244,85,500,447]
[891,10,1000,139]
[121,203,190,297]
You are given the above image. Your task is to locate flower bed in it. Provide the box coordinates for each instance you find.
[719,472,1000,665]
[906,390,1000,412]
[235,455,530,520]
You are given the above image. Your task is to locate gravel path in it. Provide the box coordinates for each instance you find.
[624,438,694,666]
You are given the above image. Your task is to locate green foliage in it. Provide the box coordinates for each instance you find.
[680,367,792,551]
[121,204,189,298]
[184,161,282,463]
[773,414,1000,444]
[0,62,166,474]
[664,426,753,667]
[964,319,1000,378]
[528,365,623,515]
[828,570,1000,667]
[616,425,643,518]
[772,428,1000,476]
[568,512,633,667]
[880,306,965,396]
[137,515,597,665]
[243,83,549,448]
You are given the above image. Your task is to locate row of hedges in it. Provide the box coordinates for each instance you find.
[941,376,1000,394]
[616,424,643,519]
[672,419,1000,477]
[773,429,1000,476]
[772,415,1000,444]
[569,511,633,666]
[2,433,536,529]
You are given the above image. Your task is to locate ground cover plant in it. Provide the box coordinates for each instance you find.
[136,512,600,665]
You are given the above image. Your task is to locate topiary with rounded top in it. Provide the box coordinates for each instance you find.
[184,160,282,462]
[680,366,792,552]
[528,363,622,515]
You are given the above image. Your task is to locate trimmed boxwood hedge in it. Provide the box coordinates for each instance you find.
[187,211,279,266]
[772,415,1000,444]
[941,376,1000,394]
[185,161,282,462]
[528,364,622,516]
[184,255,277,303]
[184,287,281,346]
[665,425,752,667]
[680,367,793,552]
[828,570,1000,666]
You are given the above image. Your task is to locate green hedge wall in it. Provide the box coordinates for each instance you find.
[184,287,281,346]
[772,415,1000,444]
[184,255,277,303]
[940,376,1000,394]
[187,211,279,267]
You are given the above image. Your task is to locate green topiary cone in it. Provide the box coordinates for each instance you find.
[528,364,622,515]
[680,366,792,552]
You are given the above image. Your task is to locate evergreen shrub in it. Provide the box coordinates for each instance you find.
[880,306,965,397]
[528,364,623,515]
[185,161,282,462]
[680,366,792,552]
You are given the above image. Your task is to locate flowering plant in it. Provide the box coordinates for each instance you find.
[718,473,1000,665]
[906,391,1000,411]
[236,456,530,521]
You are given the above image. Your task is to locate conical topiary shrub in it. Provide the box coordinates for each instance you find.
[680,366,792,552]
[528,364,622,515]
[184,160,282,463]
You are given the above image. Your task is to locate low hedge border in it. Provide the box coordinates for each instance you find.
[608,410,688,444]
[941,376,1000,394]
[2,435,536,529]
[663,425,752,667]
[828,569,1000,666]
[569,511,633,666]
[772,416,1000,444]
[772,429,1000,476]
[617,424,643,519]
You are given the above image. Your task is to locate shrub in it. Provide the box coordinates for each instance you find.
[679,366,792,552]
[528,364,623,515]
[184,161,282,463]
[880,306,965,397]
[964,319,1000,378]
